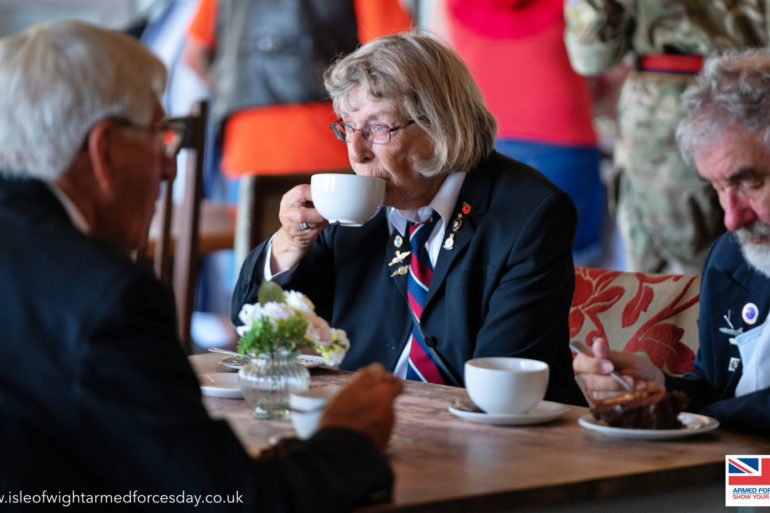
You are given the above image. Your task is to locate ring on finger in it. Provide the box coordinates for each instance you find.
[297,222,310,231]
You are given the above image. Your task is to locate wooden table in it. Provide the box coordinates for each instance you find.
[192,354,770,512]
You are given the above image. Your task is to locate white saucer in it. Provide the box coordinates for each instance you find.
[578,412,719,439]
[198,373,243,399]
[448,399,570,426]
[218,355,247,370]
[296,355,328,368]
[218,354,328,370]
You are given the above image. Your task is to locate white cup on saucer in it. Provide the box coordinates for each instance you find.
[310,173,385,226]
[464,357,549,415]
[289,386,340,439]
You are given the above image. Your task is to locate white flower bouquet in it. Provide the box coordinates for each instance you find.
[236,282,349,366]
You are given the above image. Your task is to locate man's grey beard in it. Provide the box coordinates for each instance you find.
[736,223,770,278]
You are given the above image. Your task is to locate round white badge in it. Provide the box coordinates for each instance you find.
[742,302,759,325]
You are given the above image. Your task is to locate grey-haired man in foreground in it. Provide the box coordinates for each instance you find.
[0,19,401,512]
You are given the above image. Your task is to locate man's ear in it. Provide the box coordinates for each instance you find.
[87,120,116,199]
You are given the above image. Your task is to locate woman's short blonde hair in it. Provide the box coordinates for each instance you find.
[324,32,497,176]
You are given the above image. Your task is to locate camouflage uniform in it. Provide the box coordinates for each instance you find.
[564,0,768,273]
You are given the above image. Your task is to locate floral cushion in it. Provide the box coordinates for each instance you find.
[570,268,700,376]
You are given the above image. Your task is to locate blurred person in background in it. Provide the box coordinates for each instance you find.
[445,0,605,266]
[565,0,770,274]
[183,0,411,259]
[181,0,411,331]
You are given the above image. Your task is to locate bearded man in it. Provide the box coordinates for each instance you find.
[572,48,770,436]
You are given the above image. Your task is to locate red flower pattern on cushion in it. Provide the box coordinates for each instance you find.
[569,268,698,376]
[569,268,623,343]
[623,274,698,375]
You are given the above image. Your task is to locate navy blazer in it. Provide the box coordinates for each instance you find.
[0,177,392,511]
[667,232,770,435]
[234,151,586,406]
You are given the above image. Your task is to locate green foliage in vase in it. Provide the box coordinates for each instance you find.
[235,281,351,365]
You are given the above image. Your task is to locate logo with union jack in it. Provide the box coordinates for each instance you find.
[728,457,770,485]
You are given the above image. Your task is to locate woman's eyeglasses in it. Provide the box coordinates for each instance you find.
[330,118,415,145]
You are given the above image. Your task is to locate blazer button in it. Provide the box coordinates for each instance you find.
[424,336,438,348]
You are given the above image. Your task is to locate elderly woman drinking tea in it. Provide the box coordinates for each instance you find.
[232,32,585,405]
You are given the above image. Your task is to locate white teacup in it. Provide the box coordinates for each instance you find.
[464,357,549,414]
[310,173,385,226]
[289,386,340,439]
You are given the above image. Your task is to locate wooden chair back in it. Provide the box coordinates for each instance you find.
[144,100,207,352]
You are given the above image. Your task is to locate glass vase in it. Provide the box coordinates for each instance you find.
[238,348,310,420]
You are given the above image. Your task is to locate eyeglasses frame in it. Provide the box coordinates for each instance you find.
[330,118,416,144]
[112,117,187,157]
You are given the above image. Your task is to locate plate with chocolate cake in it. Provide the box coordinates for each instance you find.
[578,388,719,439]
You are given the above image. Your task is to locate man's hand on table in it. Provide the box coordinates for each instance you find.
[320,363,403,451]
[573,338,666,400]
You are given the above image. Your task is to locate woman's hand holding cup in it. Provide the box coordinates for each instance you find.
[271,184,328,273]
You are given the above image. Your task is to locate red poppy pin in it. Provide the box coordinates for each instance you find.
[462,202,471,215]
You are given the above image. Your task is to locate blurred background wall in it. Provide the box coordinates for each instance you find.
[0,0,158,35]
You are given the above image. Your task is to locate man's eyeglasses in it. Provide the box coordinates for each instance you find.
[113,117,187,157]
[330,118,415,145]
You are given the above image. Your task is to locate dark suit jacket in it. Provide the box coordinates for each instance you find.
[0,177,391,512]
[666,232,770,435]
[234,152,586,406]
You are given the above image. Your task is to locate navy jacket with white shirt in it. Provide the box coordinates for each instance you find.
[233,151,587,406]
[667,232,770,435]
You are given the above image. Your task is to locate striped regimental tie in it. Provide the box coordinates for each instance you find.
[405,211,444,384]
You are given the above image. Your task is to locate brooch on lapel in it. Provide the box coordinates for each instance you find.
[719,310,743,342]
[443,204,469,251]
[390,265,408,278]
[720,311,744,373]
[388,230,410,278]
[388,250,410,267]
[742,303,759,325]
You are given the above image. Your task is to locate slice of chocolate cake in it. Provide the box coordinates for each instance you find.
[590,388,689,429]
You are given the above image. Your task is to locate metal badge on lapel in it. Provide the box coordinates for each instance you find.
[742,303,759,325]
[443,209,466,251]
[394,235,403,248]
[390,264,408,277]
[388,250,410,266]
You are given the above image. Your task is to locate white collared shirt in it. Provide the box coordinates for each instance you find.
[734,311,770,396]
[387,171,467,268]
[46,183,91,234]
[391,171,466,378]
